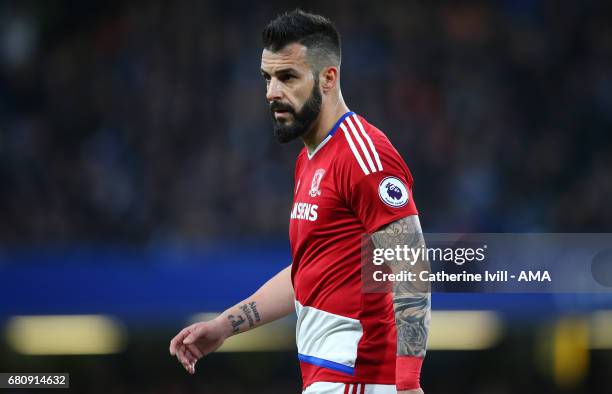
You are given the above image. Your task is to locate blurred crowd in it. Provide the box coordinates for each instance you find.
[1,0,611,243]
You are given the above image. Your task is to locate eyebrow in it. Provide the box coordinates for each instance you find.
[260,68,299,77]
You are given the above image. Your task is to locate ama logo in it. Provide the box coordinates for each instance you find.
[378,176,409,207]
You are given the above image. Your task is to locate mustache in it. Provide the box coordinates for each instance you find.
[270,101,295,113]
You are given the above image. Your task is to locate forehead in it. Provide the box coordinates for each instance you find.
[261,43,310,73]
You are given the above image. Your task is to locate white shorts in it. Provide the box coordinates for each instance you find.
[302,382,396,394]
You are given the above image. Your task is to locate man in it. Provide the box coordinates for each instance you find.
[169,10,430,394]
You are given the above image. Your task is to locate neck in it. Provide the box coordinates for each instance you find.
[301,94,350,154]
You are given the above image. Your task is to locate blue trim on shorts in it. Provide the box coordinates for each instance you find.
[297,353,355,375]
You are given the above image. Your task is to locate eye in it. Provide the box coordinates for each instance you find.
[279,74,296,82]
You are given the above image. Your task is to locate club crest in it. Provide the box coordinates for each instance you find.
[309,168,326,197]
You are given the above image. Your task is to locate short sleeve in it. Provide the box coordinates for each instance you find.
[341,133,418,233]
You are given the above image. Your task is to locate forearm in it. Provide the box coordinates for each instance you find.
[372,215,430,390]
[394,287,430,357]
[214,264,295,337]
[392,225,430,358]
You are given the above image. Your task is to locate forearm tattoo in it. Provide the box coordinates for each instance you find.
[227,314,245,333]
[372,216,431,358]
[228,302,262,333]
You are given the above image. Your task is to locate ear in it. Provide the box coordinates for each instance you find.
[320,66,339,92]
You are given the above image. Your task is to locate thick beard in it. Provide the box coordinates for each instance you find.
[270,80,322,144]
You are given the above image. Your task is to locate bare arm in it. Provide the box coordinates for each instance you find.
[214,264,294,337]
[169,264,294,373]
[371,215,430,392]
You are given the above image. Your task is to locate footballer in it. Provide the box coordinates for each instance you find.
[170,9,430,394]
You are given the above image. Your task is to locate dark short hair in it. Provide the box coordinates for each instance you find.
[262,9,341,70]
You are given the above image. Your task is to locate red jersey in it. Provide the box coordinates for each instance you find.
[289,111,419,389]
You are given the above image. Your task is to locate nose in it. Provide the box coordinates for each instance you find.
[266,78,282,102]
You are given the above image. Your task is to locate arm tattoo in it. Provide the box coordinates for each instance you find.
[229,302,262,333]
[240,304,255,328]
[249,302,261,322]
[227,314,245,333]
[371,215,431,358]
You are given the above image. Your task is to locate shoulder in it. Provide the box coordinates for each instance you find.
[297,147,308,163]
[294,148,308,174]
[334,113,406,178]
[297,147,308,162]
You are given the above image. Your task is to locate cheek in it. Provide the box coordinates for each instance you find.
[293,83,314,108]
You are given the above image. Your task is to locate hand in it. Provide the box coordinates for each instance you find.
[169,319,229,374]
[398,389,424,394]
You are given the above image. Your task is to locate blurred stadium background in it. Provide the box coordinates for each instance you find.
[1,0,611,393]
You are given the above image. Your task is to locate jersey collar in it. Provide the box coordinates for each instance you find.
[307,111,355,160]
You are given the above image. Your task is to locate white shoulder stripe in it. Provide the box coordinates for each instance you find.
[352,114,383,171]
[345,116,377,173]
[340,123,370,175]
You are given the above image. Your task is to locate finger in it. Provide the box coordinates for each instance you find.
[169,327,190,355]
[176,345,192,372]
[186,348,198,374]
[170,330,185,355]
[183,326,204,345]
[180,345,192,364]
[176,344,188,365]
[185,349,198,372]
[174,347,184,366]
[186,343,204,359]
[185,349,197,365]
